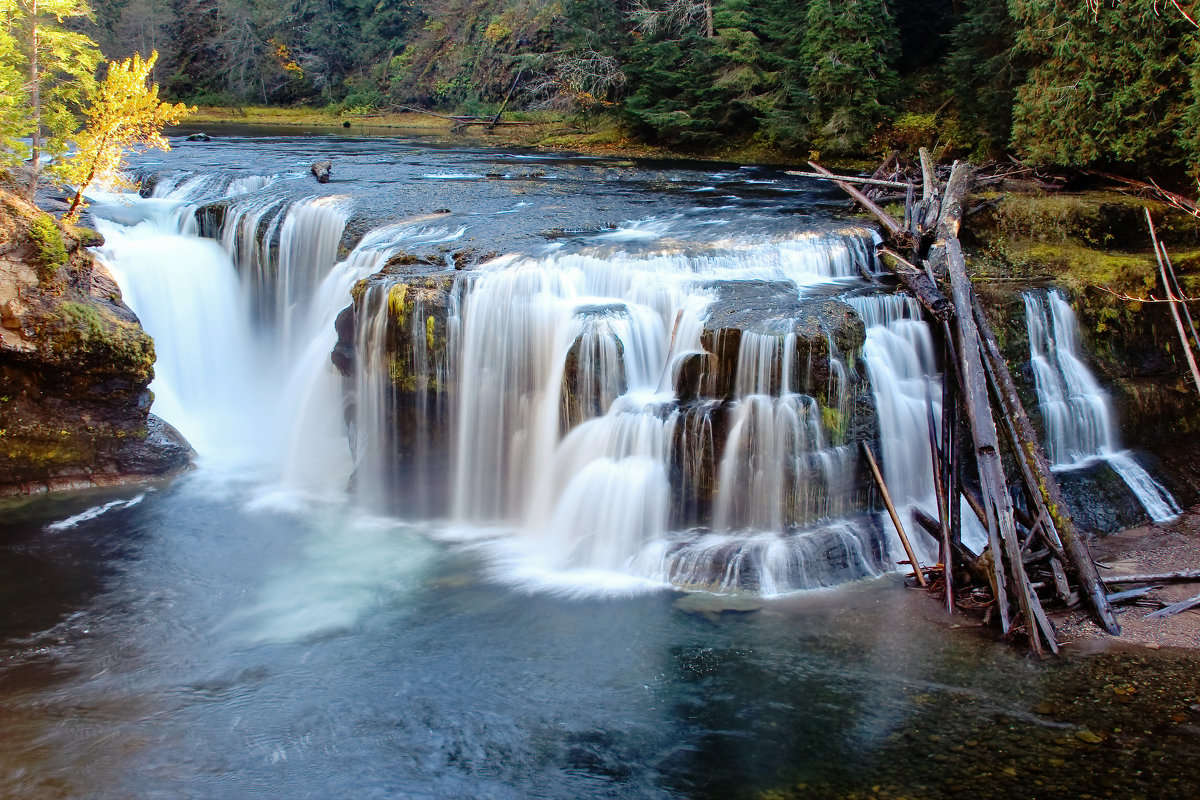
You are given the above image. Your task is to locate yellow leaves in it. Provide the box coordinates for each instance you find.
[61,50,193,220]
[270,39,303,78]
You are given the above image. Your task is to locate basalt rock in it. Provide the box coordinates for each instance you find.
[0,192,193,496]
[333,255,457,515]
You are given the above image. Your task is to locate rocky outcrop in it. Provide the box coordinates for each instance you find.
[332,254,457,514]
[0,191,192,495]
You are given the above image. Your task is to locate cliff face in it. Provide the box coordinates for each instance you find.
[0,190,192,495]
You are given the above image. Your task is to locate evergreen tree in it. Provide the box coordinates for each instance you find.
[1010,0,1197,171]
[946,0,1023,158]
[800,0,898,154]
[755,0,808,148]
[0,0,101,195]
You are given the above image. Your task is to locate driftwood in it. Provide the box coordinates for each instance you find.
[812,152,1139,655]
[784,170,912,191]
[1146,592,1200,619]
[1101,570,1200,585]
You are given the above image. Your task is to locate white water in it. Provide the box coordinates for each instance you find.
[1025,290,1179,522]
[848,295,988,559]
[93,171,1100,594]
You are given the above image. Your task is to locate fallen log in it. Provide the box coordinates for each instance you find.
[878,248,954,321]
[1101,570,1200,585]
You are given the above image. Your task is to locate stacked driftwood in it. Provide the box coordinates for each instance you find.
[796,151,1130,656]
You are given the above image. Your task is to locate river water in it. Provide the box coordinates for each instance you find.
[1,129,1198,798]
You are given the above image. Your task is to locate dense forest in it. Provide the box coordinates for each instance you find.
[70,0,1200,179]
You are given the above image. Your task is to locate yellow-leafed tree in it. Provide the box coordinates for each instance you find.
[63,50,190,220]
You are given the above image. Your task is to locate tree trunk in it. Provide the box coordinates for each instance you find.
[27,0,40,199]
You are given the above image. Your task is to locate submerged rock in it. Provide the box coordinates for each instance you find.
[0,192,193,495]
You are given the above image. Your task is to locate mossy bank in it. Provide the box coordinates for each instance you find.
[0,188,192,495]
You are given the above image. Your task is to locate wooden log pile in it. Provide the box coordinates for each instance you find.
[809,150,1127,656]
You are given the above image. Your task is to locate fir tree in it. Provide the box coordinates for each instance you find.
[1010,0,1197,171]
[946,0,1024,158]
[800,0,898,154]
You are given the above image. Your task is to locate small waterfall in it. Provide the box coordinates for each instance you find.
[1025,290,1179,522]
[847,294,987,558]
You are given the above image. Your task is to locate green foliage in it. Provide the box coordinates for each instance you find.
[7,0,102,186]
[946,0,1023,158]
[27,212,66,280]
[800,0,899,154]
[1010,0,1197,172]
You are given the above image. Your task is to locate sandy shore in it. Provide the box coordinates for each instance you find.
[1054,507,1200,650]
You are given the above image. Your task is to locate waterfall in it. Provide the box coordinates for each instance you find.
[92,203,263,464]
[1025,290,1179,522]
[847,294,987,558]
[94,163,1037,593]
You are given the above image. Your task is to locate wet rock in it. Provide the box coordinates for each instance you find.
[310,160,332,184]
[185,132,210,142]
[332,258,457,515]
[0,196,193,495]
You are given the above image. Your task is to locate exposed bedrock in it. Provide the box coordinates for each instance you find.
[1,197,193,496]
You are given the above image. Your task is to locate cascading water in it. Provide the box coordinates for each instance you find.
[1025,290,1179,522]
[90,154,1052,595]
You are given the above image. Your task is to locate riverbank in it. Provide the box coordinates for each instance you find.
[1052,507,1200,650]
[180,105,801,165]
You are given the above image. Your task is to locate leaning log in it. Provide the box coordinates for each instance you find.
[971,300,1121,635]
[939,163,1054,655]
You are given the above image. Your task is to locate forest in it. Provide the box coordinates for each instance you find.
[81,0,1200,182]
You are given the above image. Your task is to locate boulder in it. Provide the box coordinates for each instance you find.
[310,160,332,184]
[0,194,193,495]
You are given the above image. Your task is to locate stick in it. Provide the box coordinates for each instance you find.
[1100,570,1200,585]
[1106,585,1162,604]
[784,170,913,191]
[1146,592,1200,619]
[861,441,927,587]
[1147,209,1200,398]
[927,380,953,613]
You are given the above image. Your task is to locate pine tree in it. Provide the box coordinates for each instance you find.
[1,0,102,196]
[799,0,898,155]
[62,50,190,218]
[946,0,1024,158]
[1010,0,1197,171]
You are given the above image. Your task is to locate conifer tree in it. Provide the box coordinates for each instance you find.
[799,0,898,154]
[947,0,1024,157]
[0,0,101,196]
[1010,0,1196,171]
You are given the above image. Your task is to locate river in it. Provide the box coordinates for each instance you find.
[0,129,1197,799]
